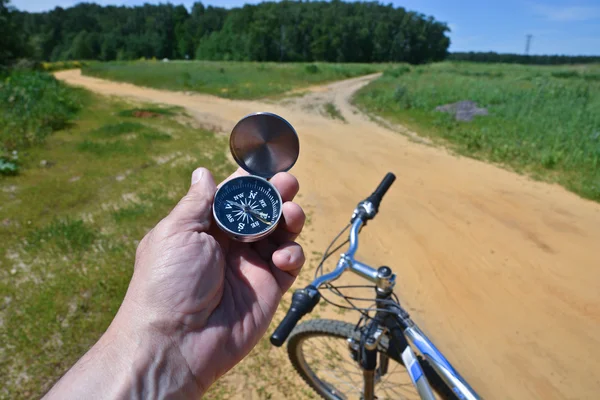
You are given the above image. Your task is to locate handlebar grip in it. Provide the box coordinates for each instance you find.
[369,172,396,208]
[270,309,304,347]
[270,286,320,347]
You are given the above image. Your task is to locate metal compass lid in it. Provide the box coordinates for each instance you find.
[229,112,299,179]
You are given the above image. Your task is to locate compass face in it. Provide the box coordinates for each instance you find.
[213,175,282,242]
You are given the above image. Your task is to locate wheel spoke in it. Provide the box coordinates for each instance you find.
[296,331,424,400]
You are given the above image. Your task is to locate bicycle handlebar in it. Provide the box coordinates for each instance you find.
[367,172,396,211]
[270,173,396,347]
[270,285,320,346]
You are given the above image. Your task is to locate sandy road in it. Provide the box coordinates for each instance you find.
[56,69,600,399]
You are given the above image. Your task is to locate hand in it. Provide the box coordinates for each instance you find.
[119,167,306,394]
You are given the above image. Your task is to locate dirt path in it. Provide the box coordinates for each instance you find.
[56,69,600,399]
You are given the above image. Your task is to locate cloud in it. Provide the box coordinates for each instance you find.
[532,4,600,22]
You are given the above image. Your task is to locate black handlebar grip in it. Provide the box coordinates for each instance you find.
[369,172,396,208]
[270,286,321,347]
[270,309,303,347]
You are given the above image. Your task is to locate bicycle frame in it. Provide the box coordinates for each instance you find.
[311,218,480,400]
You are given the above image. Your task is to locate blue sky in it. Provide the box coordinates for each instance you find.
[11,0,600,56]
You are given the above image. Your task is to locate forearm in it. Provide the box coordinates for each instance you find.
[44,308,203,400]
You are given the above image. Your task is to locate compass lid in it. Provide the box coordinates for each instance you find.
[230,112,299,179]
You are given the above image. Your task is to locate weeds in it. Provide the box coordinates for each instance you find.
[0,71,85,152]
[117,107,178,118]
[323,102,346,122]
[354,62,600,201]
[27,218,97,253]
[0,150,20,175]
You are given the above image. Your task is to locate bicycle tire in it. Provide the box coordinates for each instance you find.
[287,319,457,400]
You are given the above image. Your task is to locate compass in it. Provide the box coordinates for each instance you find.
[213,112,299,242]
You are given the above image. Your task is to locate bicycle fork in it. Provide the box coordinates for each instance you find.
[361,334,379,400]
[350,323,386,400]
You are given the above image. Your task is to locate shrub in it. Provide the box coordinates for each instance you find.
[384,65,411,78]
[0,71,85,151]
[305,64,319,74]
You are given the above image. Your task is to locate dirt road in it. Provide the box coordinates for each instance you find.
[56,70,600,399]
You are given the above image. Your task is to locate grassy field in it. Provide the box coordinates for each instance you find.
[354,62,600,201]
[82,60,383,99]
[0,89,238,398]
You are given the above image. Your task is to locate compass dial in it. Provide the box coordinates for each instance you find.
[213,175,282,242]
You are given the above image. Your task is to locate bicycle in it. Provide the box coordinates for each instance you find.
[270,173,481,400]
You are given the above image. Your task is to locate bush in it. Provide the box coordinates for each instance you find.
[40,60,90,72]
[0,71,85,152]
[384,65,411,78]
[305,64,319,74]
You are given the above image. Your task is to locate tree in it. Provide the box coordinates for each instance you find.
[12,1,456,64]
[70,31,95,60]
[0,0,26,65]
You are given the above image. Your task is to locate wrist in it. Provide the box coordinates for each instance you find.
[107,303,205,399]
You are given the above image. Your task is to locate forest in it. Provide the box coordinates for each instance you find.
[449,52,600,65]
[5,0,450,65]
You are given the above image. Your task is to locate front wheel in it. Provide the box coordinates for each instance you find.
[286,319,456,400]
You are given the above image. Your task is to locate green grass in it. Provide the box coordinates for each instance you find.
[82,61,385,99]
[0,71,86,172]
[323,102,346,122]
[117,106,178,118]
[354,62,600,201]
[0,92,235,399]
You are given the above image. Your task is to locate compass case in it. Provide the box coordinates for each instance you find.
[229,112,299,179]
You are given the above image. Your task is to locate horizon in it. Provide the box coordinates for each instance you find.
[10,0,600,57]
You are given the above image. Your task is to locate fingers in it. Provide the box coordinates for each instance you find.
[272,202,305,243]
[165,168,216,232]
[270,241,305,293]
[272,242,305,275]
[270,172,299,202]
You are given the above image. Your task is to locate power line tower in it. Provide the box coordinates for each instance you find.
[525,34,533,55]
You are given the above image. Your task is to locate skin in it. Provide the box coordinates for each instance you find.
[44,167,306,399]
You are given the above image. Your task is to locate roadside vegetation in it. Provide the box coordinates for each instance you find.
[83,61,383,99]
[0,91,237,398]
[0,71,86,175]
[354,62,600,201]
[323,102,346,122]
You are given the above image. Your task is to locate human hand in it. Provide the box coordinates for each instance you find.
[117,167,306,394]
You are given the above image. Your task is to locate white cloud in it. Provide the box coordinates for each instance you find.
[532,4,600,22]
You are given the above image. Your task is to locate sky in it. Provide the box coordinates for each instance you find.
[10,0,600,56]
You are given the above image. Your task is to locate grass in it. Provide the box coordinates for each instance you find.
[0,71,86,166]
[323,102,346,122]
[82,60,385,99]
[0,92,236,399]
[354,62,600,201]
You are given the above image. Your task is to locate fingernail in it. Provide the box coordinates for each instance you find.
[191,168,204,186]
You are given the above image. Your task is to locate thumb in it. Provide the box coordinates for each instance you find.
[166,167,217,232]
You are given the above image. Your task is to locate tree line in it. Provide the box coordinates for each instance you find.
[449,52,600,65]
[4,0,450,65]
